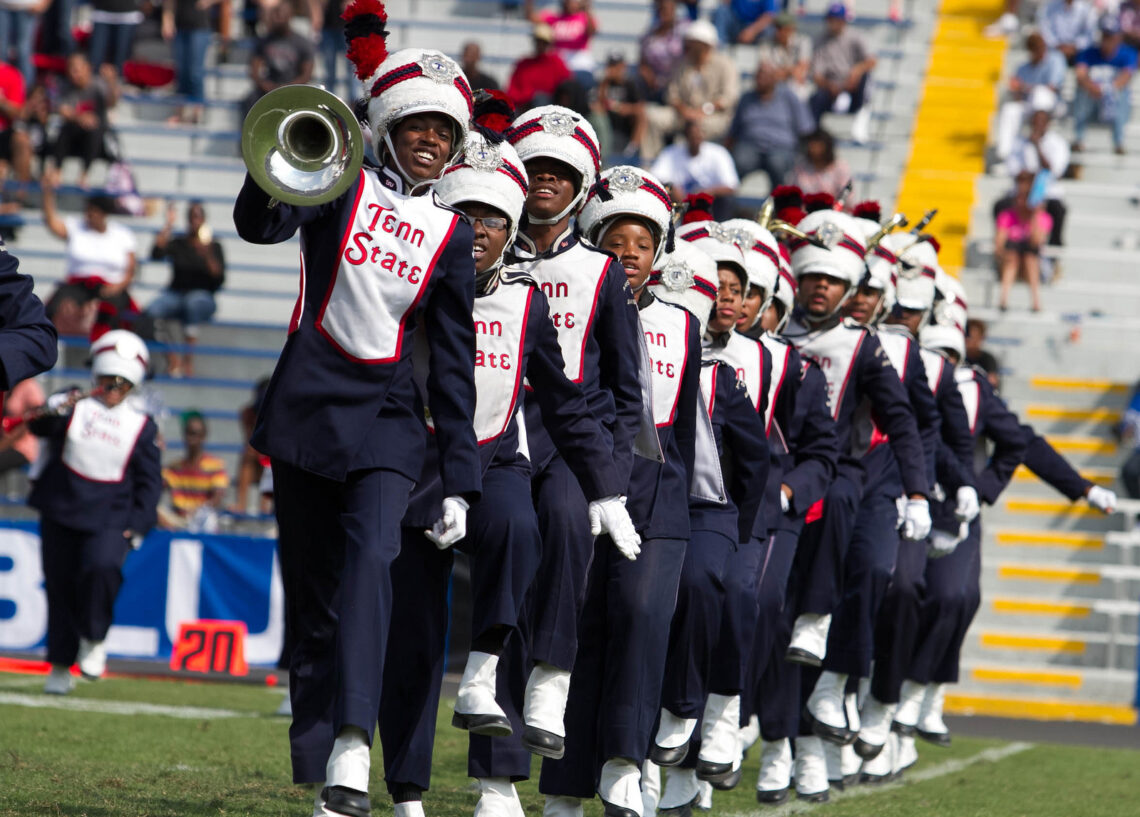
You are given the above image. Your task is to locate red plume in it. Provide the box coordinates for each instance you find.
[771,185,803,211]
[343,0,390,82]
[803,192,835,213]
[683,193,714,224]
[922,234,941,253]
[852,201,882,222]
[776,206,805,226]
[472,90,515,143]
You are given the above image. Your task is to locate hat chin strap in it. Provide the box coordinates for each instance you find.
[381,131,457,195]
[527,187,586,226]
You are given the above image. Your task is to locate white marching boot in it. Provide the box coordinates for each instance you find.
[792,736,829,803]
[855,694,895,759]
[859,732,897,784]
[77,638,107,679]
[894,734,919,775]
[473,778,526,817]
[650,708,698,766]
[322,727,371,817]
[804,671,851,744]
[739,714,761,759]
[522,662,570,758]
[394,802,426,817]
[696,694,741,787]
[916,683,950,746]
[543,796,583,817]
[658,767,700,815]
[43,665,75,695]
[892,680,925,736]
[696,781,713,811]
[453,651,512,736]
[598,757,643,817]
[641,761,661,816]
[785,613,831,666]
[755,739,792,805]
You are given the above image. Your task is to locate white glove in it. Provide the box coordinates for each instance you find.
[927,522,967,559]
[589,495,641,561]
[1086,485,1117,514]
[901,497,931,542]
[779,489,790,514]
[955,486,980,523]
[425,496,469,549]
[895,496,908,528]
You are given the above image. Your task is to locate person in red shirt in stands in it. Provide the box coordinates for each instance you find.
[0,60,28,185]
[507,22,571,111]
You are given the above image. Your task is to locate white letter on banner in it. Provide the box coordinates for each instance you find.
[166,538,203,645]
[0,528,47,649]
[243,551,285,664]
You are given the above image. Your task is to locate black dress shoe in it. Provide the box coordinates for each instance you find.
[709,765,742,791]
[853,737,883,760]
[843,772,860,789]
[649,742,689,766]
[796,790,829,803]
[322,785,371,817]
[756,787,790,805]
[828,778,845,793]
[859,772,889,786]
[452,710,513,737]
[600,797,639,817]
[695,758,733,782]
[657,793,700,817]
[522,725,565,759]
[801,706,853,745]
[917,728,951,747]
[890,720,916,737]
[785,647,822,667]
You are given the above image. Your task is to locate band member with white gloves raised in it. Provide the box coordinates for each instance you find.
[232,5,482,813]
[502,107,646,763]
[29,330,160,695]
[778,208,929,803]
[377,119,640,817]
[649,238,770,811]
[538,166,700,817]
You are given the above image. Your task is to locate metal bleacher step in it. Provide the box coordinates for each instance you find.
[943,691,1137,724]
[965,627,1138,672]
[958,663,1137,703]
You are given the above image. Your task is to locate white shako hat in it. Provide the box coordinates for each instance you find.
[649,239,719,337]
[894,237,939,311]
[90,330,149,386]
[676,220,749,293]
[343,2,473,183]
[789,209,868,289]
[932,267,968,330]
[435,133,529,267]
[771,247,797,328]
[720,218,781,300]
[506,105,601,224]
[579,165,674,267]
[920,322,965,361]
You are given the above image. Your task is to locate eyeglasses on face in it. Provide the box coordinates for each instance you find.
[464,215,509,231]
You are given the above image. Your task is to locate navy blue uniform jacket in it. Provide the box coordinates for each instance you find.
[774,356,839,530]
[0,244,58,389]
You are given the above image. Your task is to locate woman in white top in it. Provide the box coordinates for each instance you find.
[42,168,139,337]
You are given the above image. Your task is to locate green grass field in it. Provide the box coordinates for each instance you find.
[1,671,1138,817]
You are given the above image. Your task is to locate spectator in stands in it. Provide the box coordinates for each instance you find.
[9,82,48,183]
[319,0,350,101]
[1122,1,1140,50]
[643,19,739,159]
[726,59,813,187]
[0,58,26,180]
[507,22,571,109]
[964,319,1001,388]
[650,117,739,217]
[41,169,138,336]
[995,169,1051,312]
[595,52,646,159]
[995,88,1069,247]
[88,0,144,74]
[639,0,686,103]
[243,3,314,116]
[231,376,270,515]
[162,0,217,125]
[809,3,876,143]
[460,41,499,92]
[0,375,44,475]
[757,11,812,100]
[1072,16,1138,155]
[524,0,598,85]
[50,52,120,187]
[983,0,1021,38]
[713,0,779,45]
[159,410,229,532]
[789,127,851,199]
[0,0,46,86]
[995,32,1067,161]
[146,200,226,377]
[1036,0,1097,64]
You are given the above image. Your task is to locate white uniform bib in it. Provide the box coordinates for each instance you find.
[955,367,982,433]
[641,300,692,427]
[704,331,765,415]
[316,171,460,363]
[62,397,148,483]
[470,284,532,444]
[760,333,793,436]
[920,347,948,395]
[785,317,867,420]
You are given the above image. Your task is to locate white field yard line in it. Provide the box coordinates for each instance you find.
[725,741,1034,817]
[0,691,268,719]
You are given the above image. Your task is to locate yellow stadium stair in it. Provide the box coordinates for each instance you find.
[893,0,1007,271]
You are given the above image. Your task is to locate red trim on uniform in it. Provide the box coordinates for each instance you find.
[831,331,865,420]
[657,310,692,428]
[314,172,368,355]
[289,247,306,334]
[705,362,718,417]
[766,343,791,435]
[568,259,610,383]
[479,287,534,445]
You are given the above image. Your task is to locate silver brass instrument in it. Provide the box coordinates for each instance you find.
[241,85,364,206]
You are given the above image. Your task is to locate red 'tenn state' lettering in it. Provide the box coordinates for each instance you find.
[647,355,676,378]
[475,349,512,369]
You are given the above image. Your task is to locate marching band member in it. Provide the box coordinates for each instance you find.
[778,208,930,803]
[539,165,699,817]
[0,243,58,401]
[377,127,640,817]
[503,107,646,763]
[651,237,770,811]
[30,330,160,695]
[233,6,482,812]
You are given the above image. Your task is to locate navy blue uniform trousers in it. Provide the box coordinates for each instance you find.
[791,472,863,615]
[745,528,799,730]
[379,464,543,792]
[540,536,687,798]
[871,535,926,703]
[40,517,132,667]
[909,520,982,685]
[709,535,767,697]
[274,461,414,784]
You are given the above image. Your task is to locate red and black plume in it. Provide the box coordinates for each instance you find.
[343,0,390,82]
[472,89,515,144]
[852,200,881,222]
[920,233,941,253]
[771,185,803,212]
[803,192,835,213]
[682,192,714,224]
[776,206,805,227]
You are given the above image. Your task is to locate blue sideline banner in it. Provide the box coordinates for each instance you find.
[0,522,284,665]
